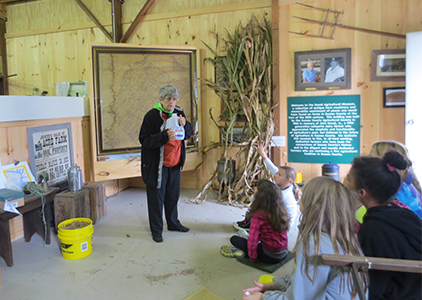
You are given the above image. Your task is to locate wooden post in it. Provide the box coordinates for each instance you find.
[54,189,90,232]
[82,181,106,224]
[271,0,281,167]
[111,0,123,43]
[0,4,8,95]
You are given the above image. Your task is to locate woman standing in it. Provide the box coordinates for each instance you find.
[139,85,193,243]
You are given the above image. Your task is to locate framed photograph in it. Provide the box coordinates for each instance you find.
[371,49,405,81]
[294,48,351,91]
[91,44,198,156]
[383,87,405,108]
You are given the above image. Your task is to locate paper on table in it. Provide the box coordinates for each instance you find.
[1,161,35,191]
[0,198,21,214]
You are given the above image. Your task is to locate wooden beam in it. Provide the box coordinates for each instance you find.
[6,1,271,39]
[111,0,122,43]
[0,19,8,94]
[320,254,422,273]
[120,0,156,43]
[74,0,113,42]
[0,0,38,3]
[271,0,280,167]
[0,4,6,21]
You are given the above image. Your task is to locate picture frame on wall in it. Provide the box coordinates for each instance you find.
[27,123,74,188]
[370,49,406,81]
[383,87,405,108]
[91,44,198,156]
[294,48,351,91]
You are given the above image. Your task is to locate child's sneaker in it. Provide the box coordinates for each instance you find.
[232,219,250,231]
[237,229,249,239]
[220,245,244,258]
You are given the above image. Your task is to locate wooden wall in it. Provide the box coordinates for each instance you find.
[3,0,422,190]
[0,117,88,180]
[5,0,271,191]
[275,0,422,183]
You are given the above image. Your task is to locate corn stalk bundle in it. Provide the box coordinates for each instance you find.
[195,16,276,204]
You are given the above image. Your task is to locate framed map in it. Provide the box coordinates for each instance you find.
[91,44,198,156]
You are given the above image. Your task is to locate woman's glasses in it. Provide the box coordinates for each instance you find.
[164,96,179,102]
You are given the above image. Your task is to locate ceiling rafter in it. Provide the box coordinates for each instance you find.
[120,0,156,43]
[74,0,113,42]
[74,0,156,43]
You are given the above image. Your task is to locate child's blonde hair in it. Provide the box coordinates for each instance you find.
[370,140,421,194]
[279,166,302,201]
[295,176,367,295]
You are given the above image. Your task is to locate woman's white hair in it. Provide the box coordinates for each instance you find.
[159,85,178,99]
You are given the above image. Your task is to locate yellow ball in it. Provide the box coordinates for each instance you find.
[258,275,276,284]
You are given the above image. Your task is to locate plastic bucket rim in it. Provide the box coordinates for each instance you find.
[58,217,93,230]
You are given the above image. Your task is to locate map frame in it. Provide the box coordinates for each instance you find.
[91,44,198,156]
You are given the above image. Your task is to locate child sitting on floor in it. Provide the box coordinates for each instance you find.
[241,176,368,300]
[221,179,290,264]
[234,141,301,232]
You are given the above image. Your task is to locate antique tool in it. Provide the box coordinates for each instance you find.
[290,2,406,40]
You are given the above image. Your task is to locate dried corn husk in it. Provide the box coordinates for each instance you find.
[195,16,275,204]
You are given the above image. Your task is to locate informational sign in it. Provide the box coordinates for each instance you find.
[27,123,74,186]
[288,95,360,164]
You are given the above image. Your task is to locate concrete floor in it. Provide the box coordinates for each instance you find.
[0,187,296,300]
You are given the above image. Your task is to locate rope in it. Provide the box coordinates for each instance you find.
[23,182,51,247]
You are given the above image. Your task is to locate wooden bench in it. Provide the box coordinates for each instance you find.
[0,188,59,267]
[318,254,422,300]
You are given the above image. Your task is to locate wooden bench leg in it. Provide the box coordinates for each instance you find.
[351,262,368,300]
[0,218,13,267]
[23,202,52,245]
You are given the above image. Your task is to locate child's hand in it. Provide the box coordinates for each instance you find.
[256,141,267,160]
[242,292,262,300]
[243,280,266,293]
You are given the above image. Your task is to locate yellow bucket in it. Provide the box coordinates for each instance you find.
[295,170,303,184]
[58,218,94,260]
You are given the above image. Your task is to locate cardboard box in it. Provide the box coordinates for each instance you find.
[0,189,25,241]
[0,189,25,212]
